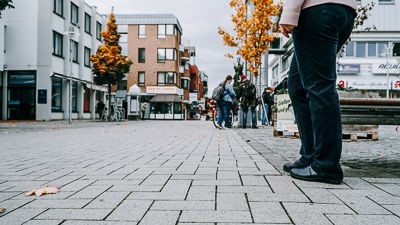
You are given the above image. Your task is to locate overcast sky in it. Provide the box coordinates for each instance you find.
[85,0,236,93]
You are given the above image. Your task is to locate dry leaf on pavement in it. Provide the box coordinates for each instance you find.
[0,208,6,214]
[25,186,60,197]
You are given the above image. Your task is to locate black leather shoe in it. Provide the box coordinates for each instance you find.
[283,159,308,173]
[290,166,342,185]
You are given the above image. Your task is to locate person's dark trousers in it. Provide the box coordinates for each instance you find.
[243,106,257,128]
[288,4,356,180]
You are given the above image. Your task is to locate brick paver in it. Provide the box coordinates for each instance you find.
[0,121,399,225]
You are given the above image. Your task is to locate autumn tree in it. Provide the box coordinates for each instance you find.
[91,12,133,121]
[218,0,281,77]
[0,0,14,18]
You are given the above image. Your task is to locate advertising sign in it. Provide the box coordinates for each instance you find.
[146,86,181,95]
[189,93,198,103]
[372,63,400,74]
[337,64,361,74]
[276,94,298,132]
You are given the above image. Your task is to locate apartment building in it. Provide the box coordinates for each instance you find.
[269,0,400,98]
[0,0,107,121]
[116,14,191,120]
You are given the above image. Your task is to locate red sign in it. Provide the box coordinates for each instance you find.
[338,80,345,89]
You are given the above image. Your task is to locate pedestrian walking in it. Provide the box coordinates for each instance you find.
[215,75,236,129]
[96,100,105,120]
[279,0,357,184]
[238,75,257,129]
[261,87,273,126]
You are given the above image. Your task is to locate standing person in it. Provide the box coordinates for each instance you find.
[96,100,105,120]
[141,102,148,120]
[216,75,236,129]
[261,87,273,126]
[239,75,257,129]
[279,0,357,184]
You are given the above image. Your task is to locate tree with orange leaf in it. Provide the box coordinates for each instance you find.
[218,0,281,77]
[91,12,132,121]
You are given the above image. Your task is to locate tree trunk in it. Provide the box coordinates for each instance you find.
[107,84,112,122]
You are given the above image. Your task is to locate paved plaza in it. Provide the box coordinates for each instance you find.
[0,121,400,225]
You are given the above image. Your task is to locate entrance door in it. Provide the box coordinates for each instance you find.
[7,71,36,120]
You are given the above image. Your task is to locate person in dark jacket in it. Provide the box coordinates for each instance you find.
[261,87,273,126]
[238,75,257,129]
[96,100,105,120]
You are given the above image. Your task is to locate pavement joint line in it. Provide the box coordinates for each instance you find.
[33,168,64,180]
[366,196,400,218]
[214,186,218,211]
[28,208,50,222]
[121,167,140,180]
[263,175,275,193]
[136,200,155,224]
[326,191,360,215]
[360,177,397,197]
[0,191,22,204]
[102,191,133,220]
[65,180,104,199]
[244,193,255,223]
[292,180,314,203]
[175,210,183,225]
[158,174,173,192]
[82,184,114,208]
[184,180,193,201]
[82,159,106,169]
[280,201,296,225]
[106,164,127,176]
[0,198,35,218]
[94,162,117,172]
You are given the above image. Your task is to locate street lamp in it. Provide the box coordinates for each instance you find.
[385,43,394,99]
[64,26,79,124]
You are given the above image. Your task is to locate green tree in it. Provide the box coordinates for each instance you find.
[90,12,133,121]
[0,0,14,18]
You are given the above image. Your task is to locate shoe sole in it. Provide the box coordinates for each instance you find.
[290,172,342,185]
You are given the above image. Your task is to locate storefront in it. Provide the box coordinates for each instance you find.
[7,71,36,120]
[145,86,185,120]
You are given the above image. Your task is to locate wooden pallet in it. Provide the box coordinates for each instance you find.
[342,125,379,141]
[273,130,300,138]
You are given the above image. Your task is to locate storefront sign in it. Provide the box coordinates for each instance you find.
[38,89,47,104]
[372,63,400,74]
[189,93,198,103]
[337,64,361,74]
[146,86,181,95]
[8,74,36,86]
[276,94,298,132]
[347,80,389,90]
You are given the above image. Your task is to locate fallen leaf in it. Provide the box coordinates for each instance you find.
[0,208,6,214]
[25,186,60,197]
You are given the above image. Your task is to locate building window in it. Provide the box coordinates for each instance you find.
[138,72,145,86]
[84,13,91,34]
[158,72,177,85]
[157,24,176,38]
[84,47,91,67]
[158,25,166,38]
[368,42,377,57]
[96,22,102,40]
[379,0,394,4]
[157,48,177,62]
[71,40,79,63]
[138,48,145,63]
[51,77,62,112]
[346,41,355,57]
[378,42,388,57]
[54,0,63,17]
[53,31,63,57]
[72,81,78,112]
[139,25,146,38]
[181,78,189,89]
[71,2,79,26]
[356,42,366,57]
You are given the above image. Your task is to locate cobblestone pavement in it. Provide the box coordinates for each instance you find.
[236,126,400,178]
[0,121,399,225]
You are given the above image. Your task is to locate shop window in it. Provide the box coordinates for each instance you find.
[53,31,63,57]
[138,48,145,63]
[72,81,78,112]
[139,72,145,86]
[70,2,79,26]
[54,0,63,17]
[96,22,102,40]
[83,85,90,113]
[84,13,91,34]
[51,77,62,112]
[139,25,146,38]
[174,103,182,114]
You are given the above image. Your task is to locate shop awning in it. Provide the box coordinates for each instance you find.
[150,94,182,103]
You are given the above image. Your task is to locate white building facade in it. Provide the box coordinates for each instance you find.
[269,0,400,98]
[0,0,107,121]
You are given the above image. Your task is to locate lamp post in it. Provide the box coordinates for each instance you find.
[65,27,78,124]
[385,43,394,99]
